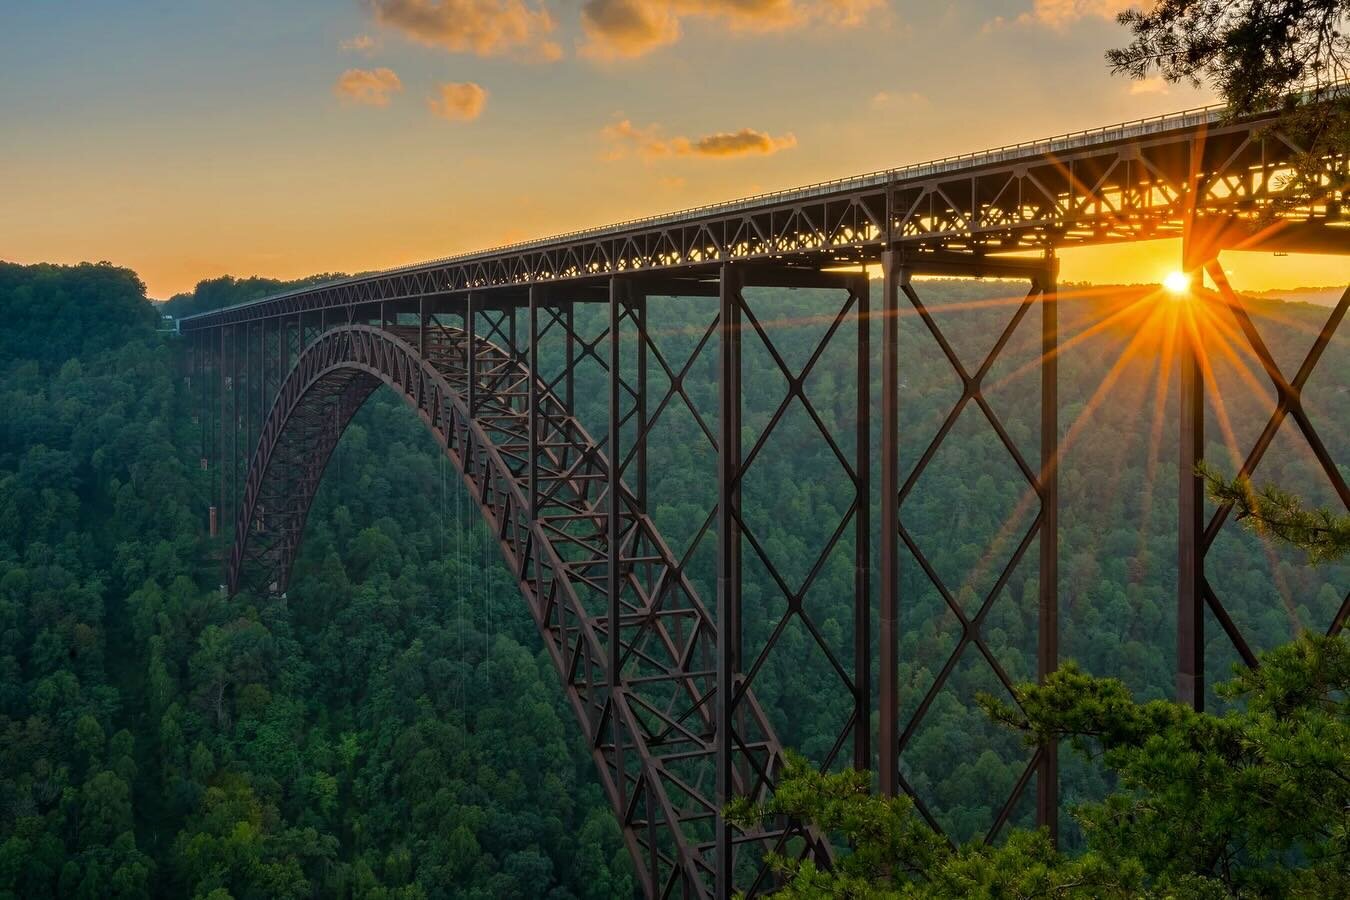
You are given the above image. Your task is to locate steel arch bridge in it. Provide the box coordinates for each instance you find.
[179,95,1348,898]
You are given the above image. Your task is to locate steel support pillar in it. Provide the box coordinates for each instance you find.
[565,302,576,414]
[276,316,285,404]
[878,251,901,798]
[198,331,207,465]
[608,278,623,682]
[529,286,542,517]
[1036,260,1060,838]
[466,294,477,416]
[1177,267,1205,710]
[231,324,239,543]
[418,297,427,358]
[854,273,872,774]
[715,263,742,900]
[219,326,228,542]
[634,291,649,512]
[243,324,252,497]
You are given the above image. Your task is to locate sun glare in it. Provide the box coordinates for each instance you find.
[1163,271,1192,295]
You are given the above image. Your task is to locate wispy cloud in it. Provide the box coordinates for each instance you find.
[991,0,1134,32]
[1129,76,1170,95]
[333,67,404,105]
[870,89,927,109]
[428,81,488,120]
[367,0,562,61]
[580,0,881,60]
[340,34,378,52]
[603,119,797,159]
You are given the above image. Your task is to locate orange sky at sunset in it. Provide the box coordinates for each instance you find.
[2,2,1345,299]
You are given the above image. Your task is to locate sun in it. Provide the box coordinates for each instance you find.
[1163,271,1192,295]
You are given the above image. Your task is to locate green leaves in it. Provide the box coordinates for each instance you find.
[1199,462,1350,566]
[761,633,1350,898]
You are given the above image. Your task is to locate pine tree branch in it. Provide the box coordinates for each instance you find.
[1198,462,1350,564]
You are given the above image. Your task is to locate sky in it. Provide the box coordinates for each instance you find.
[2,0,1345,299]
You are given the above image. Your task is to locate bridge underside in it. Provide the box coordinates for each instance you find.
[181,102,1348,898]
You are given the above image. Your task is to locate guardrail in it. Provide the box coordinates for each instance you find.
[184,82,1346,324]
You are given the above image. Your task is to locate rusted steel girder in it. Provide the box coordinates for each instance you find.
[224,321,832,897]
[178,97,1344,335]
[875,262,1062,842]
[1173,261,1349,711]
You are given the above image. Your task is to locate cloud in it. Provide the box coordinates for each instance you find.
[580,0,881,60]
[333,68,404,105]
[603,119,797,160]
[428,81,488,120]
[1129,76,1170,95]
[580,0,681,59]
[1015,0,1135,30]
[367,0,562,61]
[340,34,377,52]
[690,127,798,156]
[871,89,927,109]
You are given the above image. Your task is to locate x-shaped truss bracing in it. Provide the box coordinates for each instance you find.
[1177,267,1348,708]
[877,254,1061,843]
[223,310,840,897]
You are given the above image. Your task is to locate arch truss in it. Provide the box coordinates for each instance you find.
[185,247,1348,897]
[221,312,838,897]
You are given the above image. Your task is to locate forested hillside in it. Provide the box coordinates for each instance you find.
[0,263,631,899]
[0,260,1343,896]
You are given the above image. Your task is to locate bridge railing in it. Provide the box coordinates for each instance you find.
[180,91,1303,326]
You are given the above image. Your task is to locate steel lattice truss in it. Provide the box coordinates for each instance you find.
[1176,278,1350,707]
[223,322,834,897]
[181,93,1349,900]
[885,274,1058,837]
[178,103,1343,335]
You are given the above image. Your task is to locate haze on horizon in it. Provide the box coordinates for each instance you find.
[3,0,1345,298]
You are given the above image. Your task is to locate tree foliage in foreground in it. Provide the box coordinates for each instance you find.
[1108,0,1349,207]
[735,481,1349,898]
[731,632,1350,898]
[1199,462,1350,566]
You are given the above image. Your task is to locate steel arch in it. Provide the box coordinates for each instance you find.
[226,323,829,898]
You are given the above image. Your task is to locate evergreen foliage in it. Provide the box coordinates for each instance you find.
[732,631,1350,898]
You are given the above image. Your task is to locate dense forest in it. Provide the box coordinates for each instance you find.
[0,260,1344,897]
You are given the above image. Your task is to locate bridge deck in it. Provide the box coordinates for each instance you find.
[179,94,1338,331]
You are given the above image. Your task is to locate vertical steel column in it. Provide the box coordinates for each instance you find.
[715,264,742,899]
[878,251,901,797]
[854,274,872,773]
[199,331,207,464]
[219,326,228,540]
[606,278,630,817]
[635,291,649,512]
[607,278,623,681]
[1177,268,1205,710]
[466,294,477,416]
[243,323,251,472]
[258,321,265,451]
[230,325,239,539]
[529,286,541,517]
[418,297,427,358]
[565,302,576,414]
[1036,261,1060,838]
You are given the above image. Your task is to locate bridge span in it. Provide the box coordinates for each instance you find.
[179,97,1347,898]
